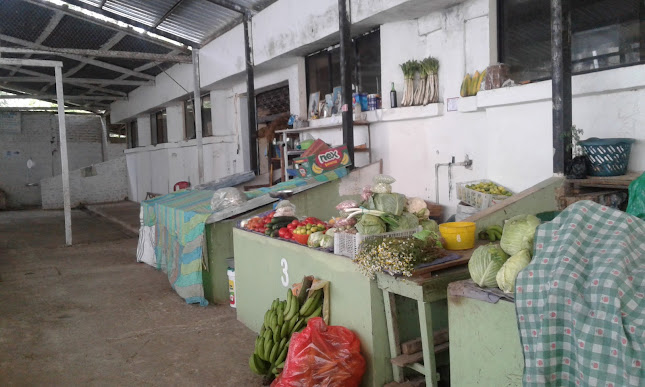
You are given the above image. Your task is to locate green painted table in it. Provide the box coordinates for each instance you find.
[233,228,391,387]
[447,280,524,387]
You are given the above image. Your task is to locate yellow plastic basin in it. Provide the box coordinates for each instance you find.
[439,222,476,250]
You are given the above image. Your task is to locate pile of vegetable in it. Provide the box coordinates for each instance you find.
[466,181,512,196]
[460,69,486,97]
[243,212,298,238]
[468,214,541,293]
[400,57,440,107]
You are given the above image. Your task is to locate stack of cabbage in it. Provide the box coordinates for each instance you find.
[468,214,541,293]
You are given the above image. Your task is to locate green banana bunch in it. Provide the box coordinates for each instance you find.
[479,225,503,242]
[251,288,320,379]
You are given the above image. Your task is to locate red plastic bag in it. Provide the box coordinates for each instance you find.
[272,317,365,387]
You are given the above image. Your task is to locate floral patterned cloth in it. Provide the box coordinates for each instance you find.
[516,201,644,386]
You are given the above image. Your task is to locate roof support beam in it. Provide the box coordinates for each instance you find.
[0,34,156,80]
[243,14,258,174]
[0,47,192,63]
[0,64,128,97]
[25,0,191,50]
[61,31,127,83]
[9,12,65,76]
[0,77,153,86]
[205,0,249,14]
[154,0,186,28]
[0,94,126,101]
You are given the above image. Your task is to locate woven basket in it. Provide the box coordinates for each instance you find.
[578,138,635,177]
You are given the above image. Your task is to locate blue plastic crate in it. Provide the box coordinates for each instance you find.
[578,137,635,177]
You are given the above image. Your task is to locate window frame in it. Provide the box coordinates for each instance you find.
[497,0,645,83]
[150,109,167,145]
[184,93,213,140]
[127,119,138,148]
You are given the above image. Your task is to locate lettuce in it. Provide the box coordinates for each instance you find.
[496,249,531,293]
[388,212,419,232]
[500,214,541,256]
[373,193,406,216]
[356,214,386,235]
[468,244,509,287]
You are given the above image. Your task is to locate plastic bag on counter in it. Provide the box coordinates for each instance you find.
[373,174,396,184]
[210,187,247,211]
[271,318,365,387]
[372,182,392,194]
[335,200,358,211]
[275,200,296,217]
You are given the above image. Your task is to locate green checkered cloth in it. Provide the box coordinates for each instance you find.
[516,200,645,386]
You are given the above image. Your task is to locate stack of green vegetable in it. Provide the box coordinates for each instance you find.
[249,289,324,380]
[468,214,541,293]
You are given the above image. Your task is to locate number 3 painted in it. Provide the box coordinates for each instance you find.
[280,258,289,287]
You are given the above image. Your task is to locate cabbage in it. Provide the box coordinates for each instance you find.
[468,244,509,287]
[320,235,334,249]
[373,193,406,216]
[496,249,531,293]
[420,219,439,233]
[500,214,541,256]
[388,212,419,232]
[325,228,337,236]
[356,214,386,235]
[307,231,325,247]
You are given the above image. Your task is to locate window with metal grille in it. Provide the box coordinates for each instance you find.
[151,109,167,145]
[184,94,212,140]
[499,0,645,83]
[306,28,381,98]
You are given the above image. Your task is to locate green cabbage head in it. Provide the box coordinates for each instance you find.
[496,249,531,293]
[468,244,509,287]
[500,214,541,256]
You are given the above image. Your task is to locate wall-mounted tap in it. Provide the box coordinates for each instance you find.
[434,155,473,204]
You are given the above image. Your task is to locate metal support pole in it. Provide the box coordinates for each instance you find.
[338,0,354,166]
[193,49,204,184]
[243,14,258,174]
[99,116,109,162]
[551,0,572,175]
[55,65,72,246]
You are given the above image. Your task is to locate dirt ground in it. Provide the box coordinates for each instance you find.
[0,209,262,386]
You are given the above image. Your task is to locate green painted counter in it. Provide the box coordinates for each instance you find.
[448,282,524,386]
[233,228,391,387]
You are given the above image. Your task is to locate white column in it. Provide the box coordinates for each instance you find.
[55,65,72,246]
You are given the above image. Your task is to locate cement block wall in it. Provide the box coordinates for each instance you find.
[40,157,129,209]
[0,112,125,208]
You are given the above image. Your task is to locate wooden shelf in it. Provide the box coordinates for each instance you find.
[565,172,641,190]
[276,121,369,134]
[408,240,488,284]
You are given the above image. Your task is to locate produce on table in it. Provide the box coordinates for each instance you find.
[319,235,334,249]
[460,70,487,97]
[419,57,439,105]
[468,244,509,287]
[307,232,325,248]
[405,197,430,219]
[373,193,406,216]
[496,249,531,293]
[466,181,512,196]
[400,60,419,107]
[479,225,503,242]
[353,233,444,279]
[420,219,439,233]
[355,214,386,235]
[499,214,541,256]
[388,211,419,232]
[249,289,325,380]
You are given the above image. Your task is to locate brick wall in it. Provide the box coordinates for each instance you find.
[0,112,125,208]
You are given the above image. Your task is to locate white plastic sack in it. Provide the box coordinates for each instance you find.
[136,206,157,267]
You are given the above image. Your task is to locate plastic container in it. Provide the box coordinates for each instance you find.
[578,137,635,177]
[227,268,236,308]
[456,202,480,222]
[456,180,513,210]
[333,227,421,259]
[439,222,476,250]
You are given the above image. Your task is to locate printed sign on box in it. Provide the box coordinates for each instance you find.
[294,145,352,177]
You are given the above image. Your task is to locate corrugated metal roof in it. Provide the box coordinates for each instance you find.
[0,0,277,112]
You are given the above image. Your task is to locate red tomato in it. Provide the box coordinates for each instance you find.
[287,224,296,231]
[291,220,299,226]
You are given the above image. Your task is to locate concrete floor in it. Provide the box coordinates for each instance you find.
[0,209,261,386]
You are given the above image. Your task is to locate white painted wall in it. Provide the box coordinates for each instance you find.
[0,113,124,208]
[112,0,645,221]
[41,157,129,209]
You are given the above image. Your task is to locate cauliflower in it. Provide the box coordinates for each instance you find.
[406,197,430,219]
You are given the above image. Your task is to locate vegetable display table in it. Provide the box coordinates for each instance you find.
[447,280,523,386]
[375,242,485,386]
[232,228,391,387]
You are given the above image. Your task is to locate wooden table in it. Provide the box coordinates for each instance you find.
[376,241,485,386]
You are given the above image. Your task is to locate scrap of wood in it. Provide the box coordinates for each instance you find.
[401,328,449,355]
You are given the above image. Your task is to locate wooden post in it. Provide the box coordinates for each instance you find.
[551,0,572,175]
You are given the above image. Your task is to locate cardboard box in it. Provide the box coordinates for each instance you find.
[294,145,352,177]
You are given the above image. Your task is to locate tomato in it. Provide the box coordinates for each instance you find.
[287,223,296,231]
[291,219,299,226]
[279,227,288,237]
